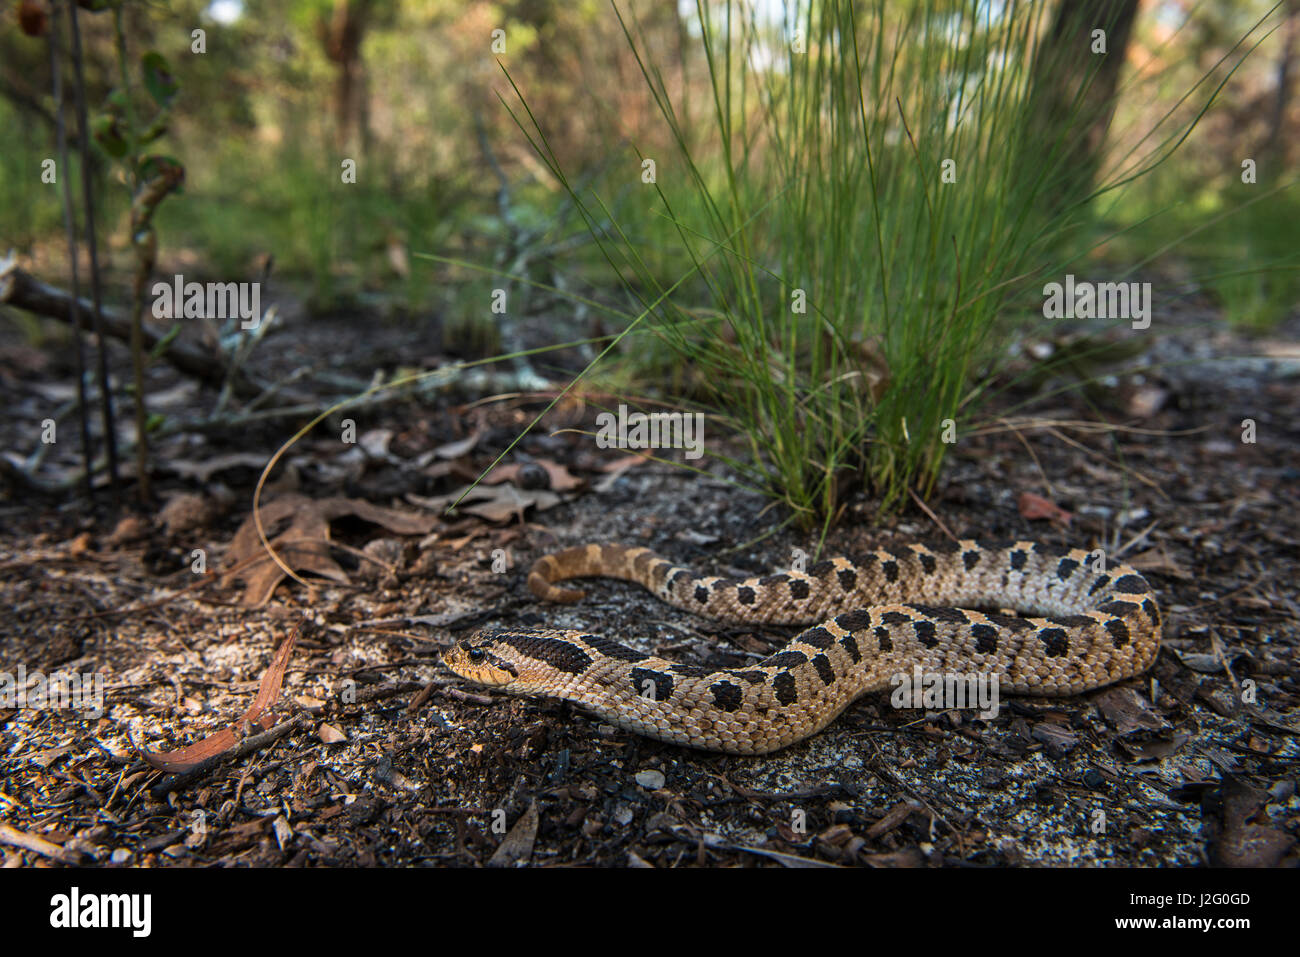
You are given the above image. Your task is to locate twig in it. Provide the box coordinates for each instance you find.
[147,714,308,800]
[907,486,958,543]
[0,258,265,399]
[66,0,119,498]
[47,4,93,498]
[0,823,85,864]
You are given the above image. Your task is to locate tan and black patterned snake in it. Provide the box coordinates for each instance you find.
[443,540,1161,754]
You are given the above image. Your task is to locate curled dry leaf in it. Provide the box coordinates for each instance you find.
[408,483,561,524]
[134,628,300,774]
[1017,492,1073,525]
[223,494,436,607]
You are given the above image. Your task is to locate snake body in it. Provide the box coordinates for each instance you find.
[443,540,1161,754]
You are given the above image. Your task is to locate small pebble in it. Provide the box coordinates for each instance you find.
[635,769,666,790]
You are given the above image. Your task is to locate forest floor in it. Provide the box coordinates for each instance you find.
[1,282,1298,867]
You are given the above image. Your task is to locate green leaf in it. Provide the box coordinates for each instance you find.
[139,114,170,145]
[92,114,127,158]
[141,52,178,107]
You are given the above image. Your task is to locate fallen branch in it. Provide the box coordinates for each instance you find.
[0,254,261,399]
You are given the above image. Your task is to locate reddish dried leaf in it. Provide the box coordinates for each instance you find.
[135,628,300,774]
[1017,492,1073,525]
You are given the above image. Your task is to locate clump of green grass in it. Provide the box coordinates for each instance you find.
[498,0,1272,533]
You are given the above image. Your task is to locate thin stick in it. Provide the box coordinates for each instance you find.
[48,3,93,498]
[907,485,958,543]
[67,0,119,499]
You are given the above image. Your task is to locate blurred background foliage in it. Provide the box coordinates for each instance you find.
[2,1,1291,320]
[1,0,1297,521]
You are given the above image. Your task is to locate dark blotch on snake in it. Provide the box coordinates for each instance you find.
[913,620,938,647]
[1098,600,1141,618]
[736,585,757,605]
[789,578,811,600]
[1037,627,1069,657]
[837,567,858,591]
[808,560,836,577]
[874,626,893,652]
[836,609,874,631]
[766,651,808,669]
[1089,575,1112,596]
[1049,615,1095,629]
[694,585,710,604]
[501,635,592,675]
[918,552,937,574]
[881,611,911,627]
[630,667,674,701]
[710,681,744,712]
[1104,618,1130,648]
[812,654,836,685]
[962,550,981,571]
[1010,550,1028,571]
[1112,574,1149,595]
[839,634,861,662]
[881,560,900,582]
[911,604,967,625]
[730,670,767,685]
[1057,557,1080,580]
[772,671,798,706]
[799,626,835,650]
[581,634,646,663]
[971,623,998,654]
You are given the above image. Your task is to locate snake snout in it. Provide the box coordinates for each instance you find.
[443,636,519,686]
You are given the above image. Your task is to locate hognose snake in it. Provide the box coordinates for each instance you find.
[443,540,1161,754]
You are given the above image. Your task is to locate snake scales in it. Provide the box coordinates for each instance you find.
[443,540,1161,754]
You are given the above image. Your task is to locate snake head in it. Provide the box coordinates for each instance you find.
[443,633,521,687]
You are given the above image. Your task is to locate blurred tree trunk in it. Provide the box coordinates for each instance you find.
[1263,0,1299,175]
[320,0,371,155]
[1021,0,1140,214]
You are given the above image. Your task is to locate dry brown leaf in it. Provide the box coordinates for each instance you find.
[1125,547,1192,580]
[487,800,539,868]
[168,452,269,483]
[1017,492,1073,525]
[433,429,482,460]
[223,494,436,607]
[1092,686,1169,735]
[1207,780,1296,867]
[409,484,560,524]
[594,453,650,492]
[135,628,299,774]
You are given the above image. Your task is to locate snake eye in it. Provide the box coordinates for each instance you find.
[467,647,487,663]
